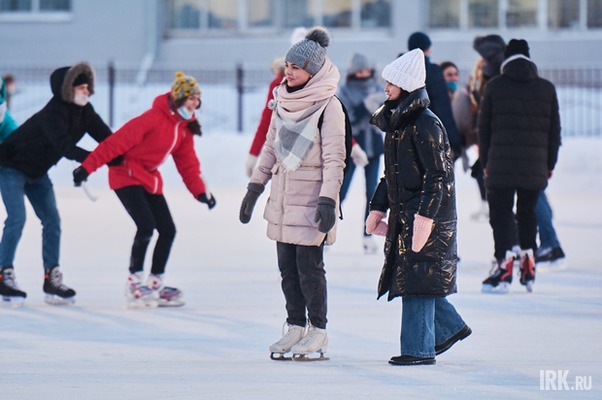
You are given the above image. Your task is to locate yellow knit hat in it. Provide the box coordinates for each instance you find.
[171,71,201,102]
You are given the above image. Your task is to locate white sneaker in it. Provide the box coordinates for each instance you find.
[290,325,328,356]
[363,236,379,254]
[269,324,305,355]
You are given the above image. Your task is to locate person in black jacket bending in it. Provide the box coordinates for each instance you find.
[479,39,561,294]
[366,49,471,366]
[0,62,113,306]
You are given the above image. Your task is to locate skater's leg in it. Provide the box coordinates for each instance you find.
[145,193,176,276]
[276,242,307,327]
[535,191,560,249]
[516,188,539,252]
[487,188,518,260]
[0,167,28,268]
[115,186,156,274]
[296,243,327,329]
[25,174,61,270]
[401,296,435,358]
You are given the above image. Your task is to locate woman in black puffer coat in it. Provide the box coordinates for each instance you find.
[366,49,470,366]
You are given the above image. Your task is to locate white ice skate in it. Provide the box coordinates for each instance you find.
[0,268,26,307]
[269,324,305,360]
[470,201,489,222]
[145,274,185,307]
[124,272,158,309]
[290,325,329,361]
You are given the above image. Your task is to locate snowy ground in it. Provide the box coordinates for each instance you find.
[1,133,601,399]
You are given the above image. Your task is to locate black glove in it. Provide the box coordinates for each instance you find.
[73,166,89,187]
[198,192,216,209]
[314,196,336,233]
[239,182,264,224]
[188,120,202,136]
[106,155,124,167]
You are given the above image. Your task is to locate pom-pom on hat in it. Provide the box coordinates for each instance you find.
[408,31,432,51]
[381,48,426,92]
[285,26,330,76]
[171,71,201,103]
[504,38,530,59]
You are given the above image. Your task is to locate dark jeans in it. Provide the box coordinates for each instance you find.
[115,186,176,275]
[339,155,380,236]
[487,187,539,260]
[535,191,560,249]
[276,241,327,329]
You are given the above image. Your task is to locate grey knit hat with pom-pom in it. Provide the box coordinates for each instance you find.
[285,26,330,76]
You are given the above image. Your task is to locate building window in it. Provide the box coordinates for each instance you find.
[0,0,70,12]
[427,0,600,30]
[168,0,390,33]
[468,0,498,28]
[548,0,580,29]
[588,0,602,28]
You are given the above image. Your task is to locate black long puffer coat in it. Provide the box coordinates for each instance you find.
[0,62,111,179]
[478,57,561,190]
[370,88,458,300]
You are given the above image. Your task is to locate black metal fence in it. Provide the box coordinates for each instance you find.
[2,63,601,137]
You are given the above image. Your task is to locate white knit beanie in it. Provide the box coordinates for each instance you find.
[381,48,426,92]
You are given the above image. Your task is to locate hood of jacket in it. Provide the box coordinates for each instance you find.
[500,56,539,83]
[50,62,95,103]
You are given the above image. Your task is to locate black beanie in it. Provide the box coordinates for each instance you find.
[408,31,431,51]
[504,39,530,59]
[72,73,90,87]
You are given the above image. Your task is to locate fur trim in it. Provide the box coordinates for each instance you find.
[61,61,95,103]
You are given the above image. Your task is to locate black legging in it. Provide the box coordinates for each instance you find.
[115,186,176,275]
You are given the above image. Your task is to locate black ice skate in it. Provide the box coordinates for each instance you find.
[43,267,76,305]
[482,250,516,294]
[0,267,27,307]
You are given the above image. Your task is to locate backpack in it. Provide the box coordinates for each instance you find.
[317,95,353,219]
[317,95,353,174]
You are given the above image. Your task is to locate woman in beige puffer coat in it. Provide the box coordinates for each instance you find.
[239,27,346,360]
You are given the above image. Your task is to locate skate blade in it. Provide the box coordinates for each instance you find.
[2,297,25,307]
[292,352,329,362]
[525,281,534,293]
[270,352,292,361]
[536,259,567,272]
[125,298,159,309]
[158,299,185,307]
[481,282,510,294]
[44,294,75,306]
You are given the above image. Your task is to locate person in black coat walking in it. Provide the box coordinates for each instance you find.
[366,49,470,366]
[478,39,561,294]
[0,62,113,306]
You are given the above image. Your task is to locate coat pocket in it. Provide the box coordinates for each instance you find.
[285,168,322,206]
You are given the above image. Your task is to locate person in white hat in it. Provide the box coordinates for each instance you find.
[366,48,471,366]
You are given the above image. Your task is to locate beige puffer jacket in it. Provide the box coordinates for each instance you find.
[251,94,346,246]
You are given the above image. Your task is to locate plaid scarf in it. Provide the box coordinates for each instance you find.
[272,58,340,171]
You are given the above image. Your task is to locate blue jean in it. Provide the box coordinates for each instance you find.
[535,191,560,249]
[401,296,466,358]
[0,167,61,270]
[339,155,380,236]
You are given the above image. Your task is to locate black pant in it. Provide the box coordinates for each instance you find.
[115,186,176,275]
[276,242,327,329]
[487,187,539,260]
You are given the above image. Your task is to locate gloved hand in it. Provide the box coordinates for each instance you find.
[363,91,386,113]
[245,154,258,178]
[365,210,388,236]
[239,182,264,223]
[314,196,336,233]
[412,214,434,253]
[351,143,369,167]
[198,192,216,209]
[106,155,124,167]
[73,166,89,187]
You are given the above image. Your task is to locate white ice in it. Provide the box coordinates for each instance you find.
[1,130,600,399]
